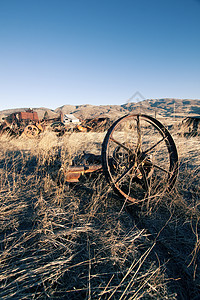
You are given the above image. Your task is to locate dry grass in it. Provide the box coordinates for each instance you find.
[0,128,199,299]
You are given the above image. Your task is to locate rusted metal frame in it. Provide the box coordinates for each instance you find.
[66,164,102,183]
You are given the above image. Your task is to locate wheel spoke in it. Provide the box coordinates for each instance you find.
[136,115,142,153]
[144,136,167,154]
[140,166,150,194]
[110,137,133,153]
[152,163,171,175]
[114,163,135,185]
[102,114,178,203]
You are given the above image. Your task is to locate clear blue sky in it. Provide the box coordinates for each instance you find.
[0,0,200,110]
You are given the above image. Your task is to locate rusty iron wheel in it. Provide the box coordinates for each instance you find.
[24,125,39,138]
[51,122,65,136]
[2,127,16,136]
[102,114,178,204]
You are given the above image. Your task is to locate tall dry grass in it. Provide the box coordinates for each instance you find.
[0,128,199,299]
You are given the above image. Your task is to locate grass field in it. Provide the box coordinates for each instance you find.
[0,122,199,299]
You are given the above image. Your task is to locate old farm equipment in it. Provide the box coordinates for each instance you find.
[0,108,113,137]
[0,110,43,137]
[0,111,77,137]
[80,117,112,132]
[51,116,112,134]
[65,114,178,203]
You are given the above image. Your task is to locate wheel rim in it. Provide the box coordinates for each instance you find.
[102,114,178,203]
[51,122,65,135]
[24,125,39,138]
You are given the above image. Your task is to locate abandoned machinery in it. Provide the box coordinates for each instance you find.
[65,114,178,204]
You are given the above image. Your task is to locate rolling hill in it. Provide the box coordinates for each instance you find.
[0,98,200,121]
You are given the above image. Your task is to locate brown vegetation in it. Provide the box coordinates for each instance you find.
[0,123,199,299]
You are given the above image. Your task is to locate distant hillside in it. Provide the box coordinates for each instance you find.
[122,98,200,118]
[0,99,199,121]
[55,98,200,119]
[55,104,127,120]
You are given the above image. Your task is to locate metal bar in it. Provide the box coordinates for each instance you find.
[66,164,102,183]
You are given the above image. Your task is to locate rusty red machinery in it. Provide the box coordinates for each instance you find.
[64,114,179,204]
[80,117,112,132]
[0,109,113,137]
[0,109,69,137]
[0,110,43,137]
[51,116,112,134]
[18,111,39,122]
